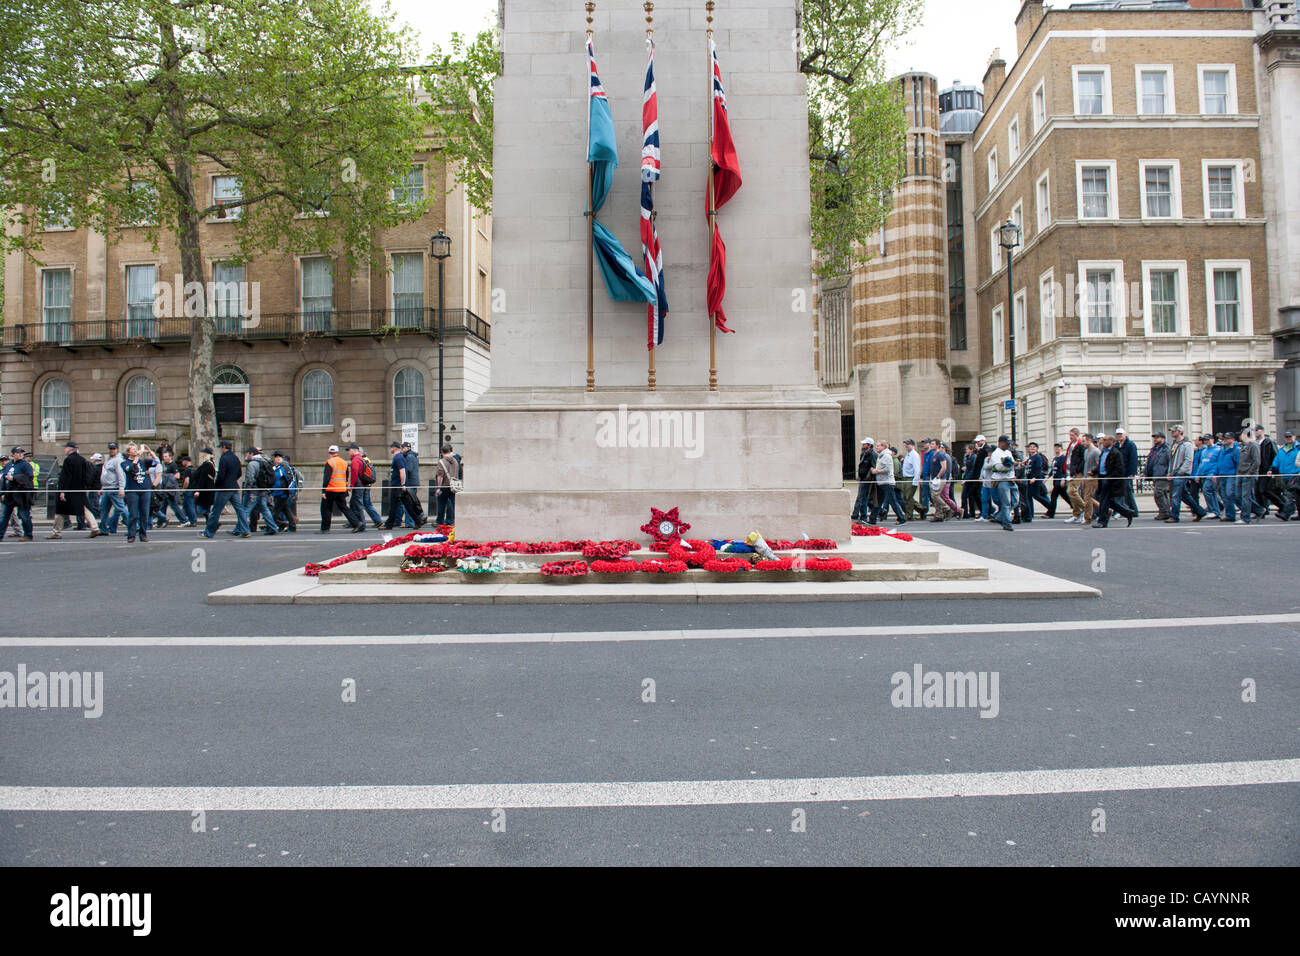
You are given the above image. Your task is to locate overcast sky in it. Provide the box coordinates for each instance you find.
[380,0,1024,89]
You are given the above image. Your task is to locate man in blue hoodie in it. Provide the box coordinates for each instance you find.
[1268,430,1300,519]
[1195,435,1223,519]
[1216,433,1241,522]
[201,439,251,538]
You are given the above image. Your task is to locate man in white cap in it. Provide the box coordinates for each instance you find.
[851,438,876,523]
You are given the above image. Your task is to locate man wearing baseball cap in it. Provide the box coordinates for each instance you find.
[0,446,35,541]
[1267,430,1300,520]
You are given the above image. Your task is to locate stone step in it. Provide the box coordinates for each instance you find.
[319,562,987,585]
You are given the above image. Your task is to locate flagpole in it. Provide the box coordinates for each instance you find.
[646,2,656,392]
[586,2,596,392]
[706,0,718,391]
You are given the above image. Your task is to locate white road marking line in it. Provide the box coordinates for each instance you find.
[1,612,1298,647]
[2,758,1295,811]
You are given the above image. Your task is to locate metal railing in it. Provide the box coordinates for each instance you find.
[1,307,490,352]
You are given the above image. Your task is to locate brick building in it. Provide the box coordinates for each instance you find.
[973,0,1288,446]
[1,146,491,474]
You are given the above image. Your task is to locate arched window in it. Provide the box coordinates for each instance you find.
[302,368,334,427]
[41,379,71,435]
[213,365,247,386]
[214,365,250,426]
[125,375,155,432]
[393,367,425,424]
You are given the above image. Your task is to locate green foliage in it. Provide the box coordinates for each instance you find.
[421,29,499,215]
[0,0,428,273]
[801,0,925,275]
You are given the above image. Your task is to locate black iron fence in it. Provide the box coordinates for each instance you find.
[1,308,490,352]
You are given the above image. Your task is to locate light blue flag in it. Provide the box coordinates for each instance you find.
[587,37,656,304]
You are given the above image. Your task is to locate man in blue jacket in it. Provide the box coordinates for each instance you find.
[1216,432,1241,522]
[0,446,35,541]
[201,439,251,538]
[1268,430,1299,519]
[1195,436,1223,519]
[1114,429,1140,518]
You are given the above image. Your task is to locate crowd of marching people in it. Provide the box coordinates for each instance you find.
[851,425,1300,532]
[0,437,462,543]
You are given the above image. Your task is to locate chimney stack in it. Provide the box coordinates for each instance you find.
[1016,0,1046,54]
[983,49,1007,106]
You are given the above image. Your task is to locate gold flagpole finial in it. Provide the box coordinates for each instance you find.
[644,1,654,39]
[586,1,595,35]
[706,0,714,33]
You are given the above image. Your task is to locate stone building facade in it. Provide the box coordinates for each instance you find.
[1,149,491,473]
[974,0,1286,447]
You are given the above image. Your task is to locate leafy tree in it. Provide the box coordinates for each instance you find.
[0,0,428,451]
[801,0,925,275]
[423,29,499,216]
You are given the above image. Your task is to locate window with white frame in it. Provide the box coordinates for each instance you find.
[128,181,158,226]
[1198,65,1236,115]
[1136,66,1174,115]
[125,264,157,338]
[1141,261,1187,336]
[1151,387,1185,437]
[301,369,334,428]
[41,379,71,435]
[1139,160,1181,219]
[1032,79,1046,133]
[991,304,1005,365]
[391,252,424,328]
[211,261,245,334]
[301,257,333,332]
[393,367,426,424]
[1073,66,1110,115]
[393,164,425,205]
[41,269,72,343]
[1039,269,1056,345]
[1011,199,1024,236]
[1077,162,1116,219]
[1013,288,1027,352]
[1036,172,1051,231]
[987,148,998,191]
[42,199,73,231]
[1079,261,1125,335]
[1205,260,1252,335]
[1008,117,1020,164]
[125,375,156,432]
[1202,160,1243,219]
[212,176,241,220]
[991,227,1002,273]
[1087,386,1122,436]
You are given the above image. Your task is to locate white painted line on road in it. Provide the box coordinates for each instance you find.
[2,758,1296,812]
[1,612,1298,648]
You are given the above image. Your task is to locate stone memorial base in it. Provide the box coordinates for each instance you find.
[455,386,852,542]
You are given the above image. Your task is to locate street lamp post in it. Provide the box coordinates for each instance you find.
[430,230,451,452]
[999,219,1022,447]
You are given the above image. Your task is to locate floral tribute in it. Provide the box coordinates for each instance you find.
[581,540,638,560]
[305,532,418,576]
[640,507,691,549]
[804,556,853,572]
[540,560,588,577]
[769,539,838,551]
[667,539,716,568]
[851,523,913,543]
[753,557,794,572]
[637,559,688,574]
[588,559,640,574]
[701,557,750,574]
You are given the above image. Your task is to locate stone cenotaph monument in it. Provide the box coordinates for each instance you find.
[459,0,851,541]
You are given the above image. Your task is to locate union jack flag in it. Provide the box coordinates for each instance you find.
[641,39,668,347]
[588,38,606,100]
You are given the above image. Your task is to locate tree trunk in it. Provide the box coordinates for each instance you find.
[174,156,217,455]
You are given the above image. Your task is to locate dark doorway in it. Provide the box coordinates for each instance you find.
[1211,385,1250,437]
[214,392,246,437]
[841,412,857,481]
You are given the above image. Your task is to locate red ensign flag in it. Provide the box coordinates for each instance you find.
[707,38,741,333]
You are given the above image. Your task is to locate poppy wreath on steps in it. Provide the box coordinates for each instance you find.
[804,556,853,572]
[539,560,588,577]
[582,540,637,560]
[636,559,688,574]
[588,559,640,574]
[400,559,449,575]
[667,539,716,568]
[305,532,418,576]
[753,557,794,571]
[769,538,838,551]
[701,557,751,574]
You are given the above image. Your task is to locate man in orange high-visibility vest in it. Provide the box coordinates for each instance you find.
[320,444,362,533]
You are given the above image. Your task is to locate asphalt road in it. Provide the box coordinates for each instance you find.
[0,516,1296,866]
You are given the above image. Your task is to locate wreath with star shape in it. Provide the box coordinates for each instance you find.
[641,507,691,549]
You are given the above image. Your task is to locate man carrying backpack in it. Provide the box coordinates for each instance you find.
[381,441,426,530]
[240,446,281,534]
[270,451,298,533]
[355,447,384,528]
[346,444,379,531]
[434,443,461,526]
